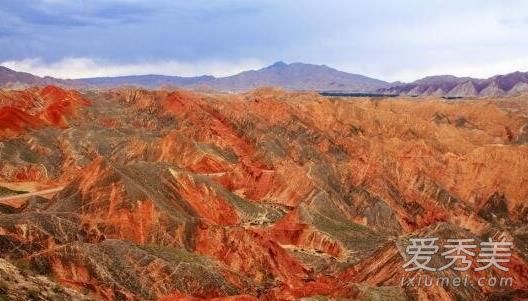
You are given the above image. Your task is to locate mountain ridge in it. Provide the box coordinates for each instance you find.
[0,62,390,92]
[3,62,528,97]
[0,65,83,89]
[79,61,390,91]
[379,70,528,97]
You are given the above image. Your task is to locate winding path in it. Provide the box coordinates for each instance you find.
[0,186,65,206]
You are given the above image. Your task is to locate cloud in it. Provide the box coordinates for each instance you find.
[2,1,528,81]
[0,57,266,79]
[1,0,155,28]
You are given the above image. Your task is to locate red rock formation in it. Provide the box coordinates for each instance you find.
[0,106,43,136]
[0,85,90,134]
[38,85,91,127]
[0,87,527,300]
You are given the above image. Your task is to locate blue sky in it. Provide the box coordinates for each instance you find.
[1,0,528,81]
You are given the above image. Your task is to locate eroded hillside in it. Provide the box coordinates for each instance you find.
[0,86,527,300]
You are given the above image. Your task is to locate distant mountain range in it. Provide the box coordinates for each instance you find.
[0,66,79,88]
[0,62,390,92]
[379,72,528,97]
[0,66,57,87]
[2,62,528,97]
[79,61,390,92]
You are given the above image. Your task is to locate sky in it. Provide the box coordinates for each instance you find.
[1,0,528,82]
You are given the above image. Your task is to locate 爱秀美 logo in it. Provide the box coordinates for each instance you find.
[400,237,513,288]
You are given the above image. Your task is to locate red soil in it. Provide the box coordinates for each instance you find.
[0,106,43,136]
[0,85,90,134]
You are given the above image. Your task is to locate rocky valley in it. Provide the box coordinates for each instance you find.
[0,86,527,301]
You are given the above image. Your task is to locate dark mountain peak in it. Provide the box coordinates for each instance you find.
[289,62,334,70]
[214,61,390,91]
[0,65,14,72]
[270,61,288,67]
[200,75,216,80]
[266,61,337,73]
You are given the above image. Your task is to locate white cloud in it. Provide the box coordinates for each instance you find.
[0,57,266,79]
